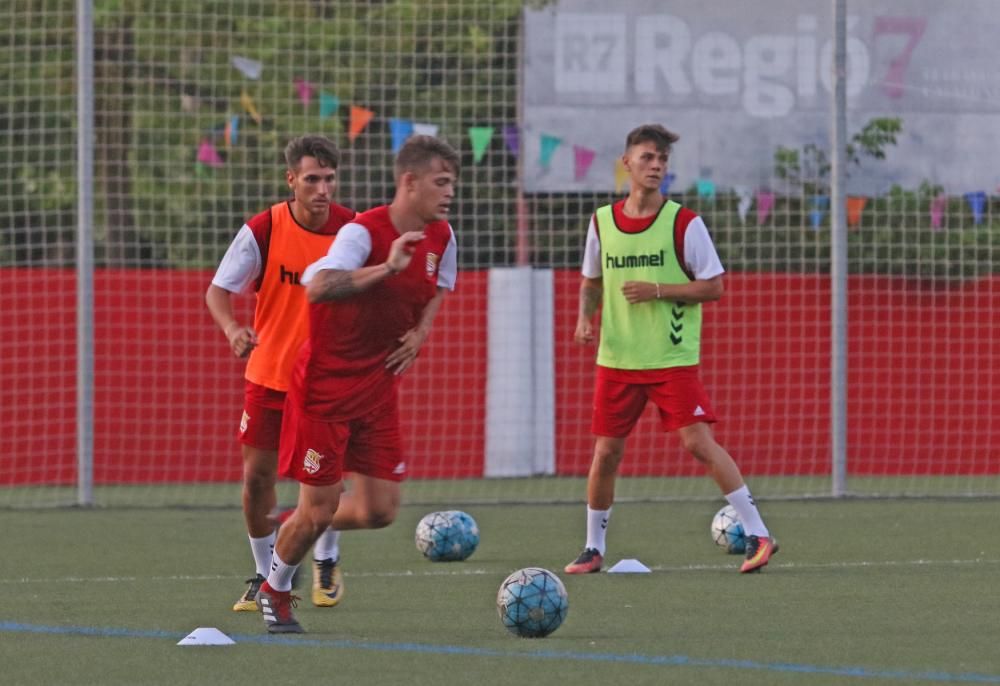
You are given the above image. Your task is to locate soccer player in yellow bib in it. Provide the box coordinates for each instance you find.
[565,124,777,575]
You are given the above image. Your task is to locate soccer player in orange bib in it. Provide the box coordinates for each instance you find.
[256,135,459,633]
[564,124,777,576]
[206,135,354,612]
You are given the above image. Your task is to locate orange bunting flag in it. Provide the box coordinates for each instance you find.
[846,196,868,228]
[240,90,261,124]
[614,158,629,193]
[349,105,375,142]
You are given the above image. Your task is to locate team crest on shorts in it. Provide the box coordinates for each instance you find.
[303,448,324,475]
[240,410,250,434]
[425,252,438,279]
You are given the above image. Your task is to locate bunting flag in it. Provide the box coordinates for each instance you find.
[930,194,947,231]
[573,145,596,181]
[224,115,239,147]
[468,126,494,164]
[240,90,261,124]
[348,105,374,141]
[614,158,629,193]
[197,138,224,168]
[294,78,314,106]
[502,124,520,158]
[231,56,263,80]
[412,122,439,137]
[539,133,562,168]
[846,196,868,228]
[659,173,675,195]
[696,178,716,199]
[319,92,340,119]
[964,191,986,225]
[735,186,753,223]
[390,118,414,153]
[755,190,776,224]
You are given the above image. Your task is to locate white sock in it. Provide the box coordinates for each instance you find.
[249,532,275,577]
[584,506,611,555]
[313,528,341,562]
[725,485,769,538]
[267,550,299,592]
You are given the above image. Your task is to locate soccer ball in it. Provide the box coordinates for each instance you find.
[496,567,568,638]
[710,504,746,554]
[414,510,480,561]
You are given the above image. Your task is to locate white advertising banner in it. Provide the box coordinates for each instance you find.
[523,0,1000,194]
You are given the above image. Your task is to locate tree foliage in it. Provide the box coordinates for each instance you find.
[1,2,995,280]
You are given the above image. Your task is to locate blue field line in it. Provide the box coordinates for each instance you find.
[2,620,999,684]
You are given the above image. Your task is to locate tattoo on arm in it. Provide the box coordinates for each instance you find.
[310,269,360,302]
[580,282,602,318]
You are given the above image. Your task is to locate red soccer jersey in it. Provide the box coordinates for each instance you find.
[294,205,454,420]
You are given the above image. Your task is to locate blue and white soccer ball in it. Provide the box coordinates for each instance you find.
[711,504,746,554]
[496,567,568,638]
[415,510,480,561]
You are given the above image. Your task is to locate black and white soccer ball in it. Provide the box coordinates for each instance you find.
[710,504,746,554]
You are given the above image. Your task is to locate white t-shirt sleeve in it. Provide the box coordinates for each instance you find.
[581,216,602,278]
[683,216,726,280]
[301,222,372,285]
[436,225,458,291]
[211,225,262,294]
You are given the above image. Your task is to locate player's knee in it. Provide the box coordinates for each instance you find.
[243,468,276,494]
[304,507,337,535]
[242,453,277,486]
[362,504,398,529]
[682,437,709,461]
[682,434,720,464]
[593,447,623,474]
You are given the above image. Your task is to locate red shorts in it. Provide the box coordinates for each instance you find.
[591,366,717,438]
[237,381,286,451]
[278,396,405,486]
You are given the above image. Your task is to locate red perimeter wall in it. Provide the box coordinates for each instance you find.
[1,268,997,485]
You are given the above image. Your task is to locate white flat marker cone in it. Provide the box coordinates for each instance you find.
[177,627,235,646]
[607,558,651,573]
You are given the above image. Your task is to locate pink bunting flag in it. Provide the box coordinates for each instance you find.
[294,78,314,106]
[573,145,596,181]
[197,139,223,168]
[930,194,947,231]
[755,190,776,225]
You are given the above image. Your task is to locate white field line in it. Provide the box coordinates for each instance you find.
[3,557,999,585]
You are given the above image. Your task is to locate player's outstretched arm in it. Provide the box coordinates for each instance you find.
[307,231,425,303]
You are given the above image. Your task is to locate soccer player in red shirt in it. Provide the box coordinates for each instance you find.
[206,135,355,612]
[256,135,460,633]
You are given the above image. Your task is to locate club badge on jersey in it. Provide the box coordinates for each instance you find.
[425,252,439,281]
